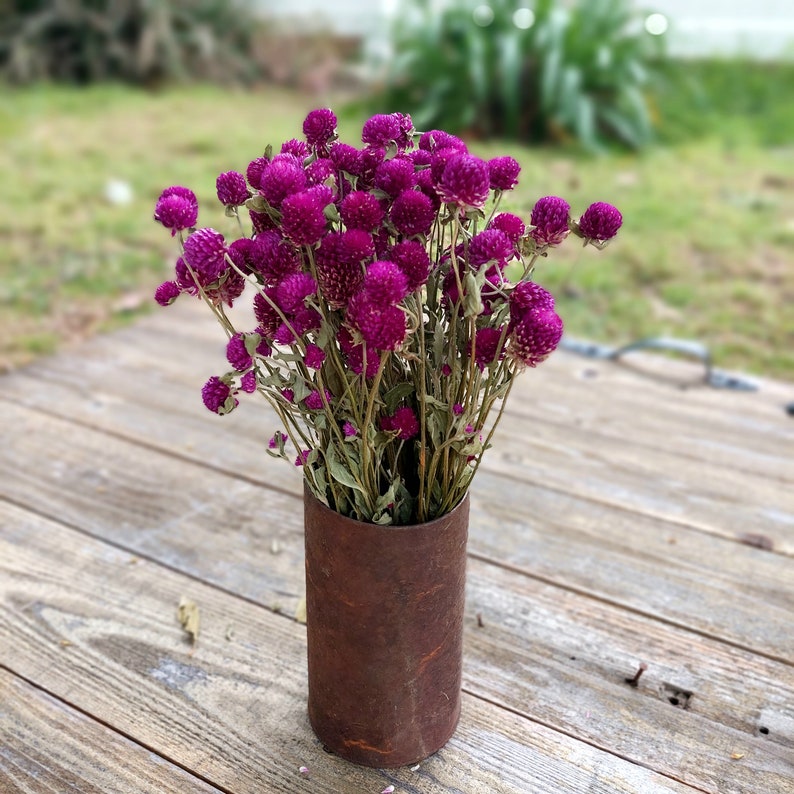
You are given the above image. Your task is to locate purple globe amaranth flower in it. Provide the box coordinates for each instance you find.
[154,280,180,306]
[347,293,407,350]
[487,156,521,191]
[340,190,384,232]
[362,113,402,149]
[226,333,253,371]
[280,187,331,246]
[472,325,506,370]
[356,146,387,189]
[201,375,237,414]
[330,142,363,175]
[276,272,317,312]
[381,406,420,440]
[363,260,410,307]
[338,327,381,378]
[240,370,257,393]
[216,170,249,207]
[305,157,336,190]
[182,228,228,285]
[315,233,365,308]
[390,190,435,237]
[468,229,514,270]
[374,157,416,197]
[418,130,467,154]
[304,344,326,369]
[390,239,432,291]
[281,138,310,159]
[530,196,571,247]
[452,403,464,416]
[253,287,282,337]
[250,231,301,284]
[249,208,276,235]
[273,306,321,345]
[260,155,307,207]
[227,237,256,274]
[304,388,333,411]
[246,156,269,189]
[303,108,338,152]
[294,449,311,467]
[154,186,198,235]
[341,228,375,264]
[509,281,556,323]
[489,212,526,243]
[577,201,623,242]
[437,154,491,210]
[343,421,358,437]
[509,307,564,368]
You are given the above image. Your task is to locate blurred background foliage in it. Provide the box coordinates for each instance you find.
[0,0,792,379]
[371,0,662,151]
[0,0,261,84]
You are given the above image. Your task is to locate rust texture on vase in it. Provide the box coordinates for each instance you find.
[304,486,469,768]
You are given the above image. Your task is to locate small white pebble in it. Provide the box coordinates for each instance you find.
[381,786,395,794]
[299,766,309,774]
[410,764,420,771]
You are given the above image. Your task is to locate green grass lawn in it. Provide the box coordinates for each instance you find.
[1,80,793,379]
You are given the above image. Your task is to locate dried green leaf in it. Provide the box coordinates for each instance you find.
[325,443,365,493]
[384,382,416,413]
[177,596,200,646]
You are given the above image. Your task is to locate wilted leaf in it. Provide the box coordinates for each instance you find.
[295,596,307,624]
[177,596,200,646]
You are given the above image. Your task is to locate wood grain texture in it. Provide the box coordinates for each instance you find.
[2,480,792,793]
[1,505,702,794]
[1,399,791,662]
[0,670,223,794]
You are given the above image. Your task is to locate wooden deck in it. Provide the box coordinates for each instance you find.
[2,299,793,793]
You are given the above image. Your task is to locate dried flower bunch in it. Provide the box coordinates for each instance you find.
[154,108,620,524]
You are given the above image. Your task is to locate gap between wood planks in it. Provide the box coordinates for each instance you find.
[0,665,230,794]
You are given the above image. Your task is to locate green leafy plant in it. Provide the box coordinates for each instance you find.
[372,0,664,150]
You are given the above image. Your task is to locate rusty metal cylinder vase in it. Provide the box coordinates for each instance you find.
[304,486,469,768]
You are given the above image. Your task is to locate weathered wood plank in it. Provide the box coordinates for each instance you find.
[2,398,792,660]
[1,505,703,794]
[1,400,792,661]
[0,670,224,794]
[3,468,794,793]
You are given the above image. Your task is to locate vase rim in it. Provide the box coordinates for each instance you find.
[303,480,469,531]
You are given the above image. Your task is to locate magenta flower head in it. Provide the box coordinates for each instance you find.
[509,308,564,368]
[303,108,338,152]
[280,187,331,246]
[363,260,410,306]
[418,130,467,154]
[381,406,420,440]
[347,293,407,350]
[226,333,253,371]
[246,156,269,189]
[577,201,623,242]
[304,344,326,369]
[437,154,491,210]
[260,154,307,207]
[374,157,416,197]
[343,421,358,437]
[315,232,365,309]
[182,228,228,285]
[329,142,363,175]
[281,138,310,159]
[154,280,180,306]
[489,212,526,242]
[487,156,521,191]
[362,113,402,148]
[390,189,435,237]
[276,272,317,312]
[530,196,571,247]
[472,326,505,370]
[201,375,237,414]
[390,239,432,291]
[509,281,556,321]
[340,190,384,232]
[154,186,198,235]
[468,229,514,270]
[216,170,249,207]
